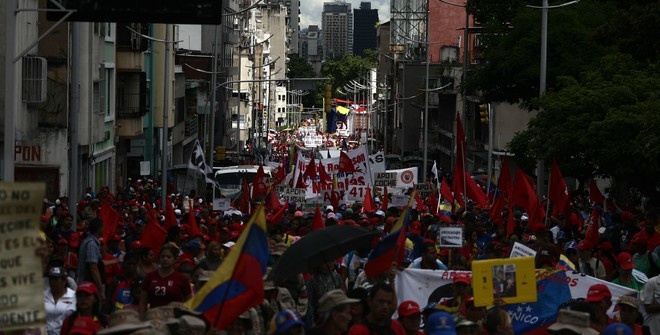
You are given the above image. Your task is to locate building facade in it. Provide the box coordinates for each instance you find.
[353,2,379,56]
[322,1,353,60]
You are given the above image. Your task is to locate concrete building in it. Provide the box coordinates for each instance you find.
[353,2,379,56]
[322,1,353,60]
[299,25,323,74]
[265,0,300,55]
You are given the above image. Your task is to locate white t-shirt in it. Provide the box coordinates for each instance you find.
[341,252,368,284]
[641,275,660,335]
[44,286,77,335]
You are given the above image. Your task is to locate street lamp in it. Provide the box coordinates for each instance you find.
[527,0,580,196]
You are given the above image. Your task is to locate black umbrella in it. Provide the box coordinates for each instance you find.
[268,225,378,282]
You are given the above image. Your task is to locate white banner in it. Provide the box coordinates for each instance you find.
[369,151,386,174]
[213,198,230,211]
[386,167,418,189]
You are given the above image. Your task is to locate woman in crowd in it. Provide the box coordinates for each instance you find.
[60,281,105,334]
[138,244,192,319]
[44,266,76,335]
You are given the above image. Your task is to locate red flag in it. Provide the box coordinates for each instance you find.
[512,168,546,227]
[584,207,601,246]
[164,197,178,231]
[589,179,605,205]
[238,176,251,215]
[549,158,570,217]
[295,171,307,189]
[273,165,286,186]
[266,189,281,211]
[414,191,426,211]
[269,201,287,226]
[318,161,332,184]
[99,202,120,242]
[362,186,376,214]
[426,191,438,214]
[380,186,389,211]
[364,205,412,278]
[251,165,268,201]
[303,157,317,180]
[139,204,167,256]
[187,199,201,237]
[465,173,488,207]
[312,204,325,231]
[338,151,359,173]
[440,177,454,204]
[495,157,515,235]
[452,113,467,206]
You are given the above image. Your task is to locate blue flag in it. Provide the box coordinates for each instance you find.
[504,271,572,333]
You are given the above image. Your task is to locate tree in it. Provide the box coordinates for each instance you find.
[287,54,321,108]
[321,54,376,98]
[509,53,660,198]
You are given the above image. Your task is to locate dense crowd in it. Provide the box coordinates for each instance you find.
[33,179,660,335]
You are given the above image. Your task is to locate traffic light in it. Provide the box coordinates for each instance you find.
[215,146,226,161]
[479,103,490,124]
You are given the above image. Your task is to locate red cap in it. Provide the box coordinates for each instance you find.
[131,241,144,249]
[397,300,421,317]
[76,281,99,295]
[577,240,594,251]
[599,241,613,251]
[617,252,634,270]
[453,272,471,285]
[410,221,422,235]
[57,238,68,245]
[586,283,611,302]
[630,234,648,246]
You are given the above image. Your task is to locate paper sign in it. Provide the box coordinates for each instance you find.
[510,242,537,258]
[346,185,368,202]
[0,182,46,331]
[471,257,537,307]
[282,188,306,203]
[391,194,410,207]
[213,198,230,211]
[374,172,397,187]
[416,183,434,199]
[438,226,463,248]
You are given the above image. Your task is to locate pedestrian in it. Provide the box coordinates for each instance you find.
[483,308,513,335]
[271,309,306,335]
[640,273,660,334]
[44,266,76,335]
[439,273,472,317]
[614,296,644,335]
[396,301,423,335]
[584,283,614,332]
[612,252,644,290]
[424,311,456,335]
[546,309,598,335]
[138,244,192,319]
[60,281,106,334]
[409,241,448,270]
[77,217,105,302]
[347,283,406,335]
[310,289,359,335]
[576,240,606,280]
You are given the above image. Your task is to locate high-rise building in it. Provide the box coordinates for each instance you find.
[353,2,378,56]
[299,25,323,74]
[322,1,353,60]
[265,0,300,55]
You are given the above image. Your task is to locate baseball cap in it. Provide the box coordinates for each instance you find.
[325,205,334,212]
[617,252,634,270]
[274,309,304,333]
[547,310,598,335]
[294,211,303,217]
[223,241,236,249]
[57,238,69,245]
[425,311,457,335]
[77,281,99,295]
[410,221,422,235]
[397,300,421,317]
[602,323,632,335]
[318,289,360,313]
[48,267,67,278]
[577,240,594,251]
[586,283,612,302]
[630,234,648,246]
[453,273,471,285]
[615,295,640,310]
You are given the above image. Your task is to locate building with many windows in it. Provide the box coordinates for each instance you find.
[322,1,353,60]
[353,2,378,56]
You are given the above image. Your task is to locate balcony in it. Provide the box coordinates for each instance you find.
[116,72,148,118]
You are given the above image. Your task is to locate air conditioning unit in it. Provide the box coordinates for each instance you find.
[22,56,47,103]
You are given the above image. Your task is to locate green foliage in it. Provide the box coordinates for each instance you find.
[287,54,316,79]
[321,54,376,96]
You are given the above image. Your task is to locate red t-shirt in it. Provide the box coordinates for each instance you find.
[348,319,407,335]
[141,270,192,309]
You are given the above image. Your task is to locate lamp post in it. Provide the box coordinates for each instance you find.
[527,0,580,196]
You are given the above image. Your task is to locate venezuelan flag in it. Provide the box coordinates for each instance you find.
[185,205,269,330]
[364,196,414,278]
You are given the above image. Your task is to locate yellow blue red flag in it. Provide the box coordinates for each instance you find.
[185,205,269,330]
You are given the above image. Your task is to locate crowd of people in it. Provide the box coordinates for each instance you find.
[33,179,660,335]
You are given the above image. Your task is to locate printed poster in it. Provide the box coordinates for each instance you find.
[0,182,46,331]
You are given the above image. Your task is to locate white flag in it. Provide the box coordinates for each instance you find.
[431,160,439,182]
[188,140,218,187]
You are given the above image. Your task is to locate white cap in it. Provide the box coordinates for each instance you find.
[325,205,334,212]
[375,210,385,217]
[174,209,182,216]
[223,241,236,248]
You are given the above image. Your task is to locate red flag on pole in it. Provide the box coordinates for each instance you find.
[318,161,332,184]
[465,173,488,207]
[273,165,286,186]
[361,186,376,214]
[99,202,120,242]
[251,165,268,201]
[164,197,178,231]
[440,177,454,205]
[549,158,570,217]
[380,186,389,211]
[584,207,601,247]
[589,179,605,205]
[512,168,546,228]
[295,171,307,189]
[338,151,359,173]
[139,204,167,256]
[187,199,201,237]
[266,189,281,211]
[312,204,325,231]
[303,157,317,180]
[238,177,251,215]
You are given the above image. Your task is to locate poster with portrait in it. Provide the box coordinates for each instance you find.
[471,256,537,307]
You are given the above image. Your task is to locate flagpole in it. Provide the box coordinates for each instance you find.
[544,168,551,226]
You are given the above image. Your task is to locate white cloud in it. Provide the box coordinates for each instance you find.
[299,0,390,30]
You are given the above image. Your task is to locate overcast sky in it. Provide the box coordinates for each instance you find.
[299,0,390,29]
[177,1,392,51]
